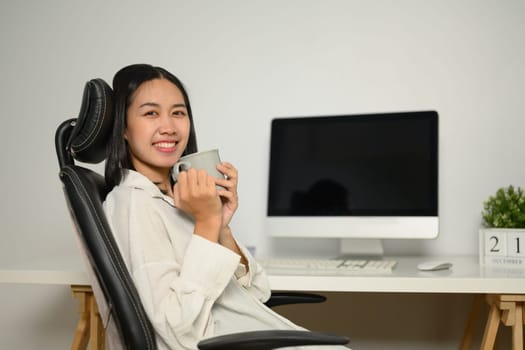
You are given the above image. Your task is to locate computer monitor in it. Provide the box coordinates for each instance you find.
[266,111,439,256]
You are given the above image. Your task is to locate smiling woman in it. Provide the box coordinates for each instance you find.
[124,78,190,192]
[105,64,198,191]
[102,64,349,350]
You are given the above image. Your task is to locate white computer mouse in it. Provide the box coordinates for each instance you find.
[417,261,452,271]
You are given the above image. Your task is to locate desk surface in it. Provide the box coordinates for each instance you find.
[267,256,525,294]
[0,255,88,285]
[1,256,524,294]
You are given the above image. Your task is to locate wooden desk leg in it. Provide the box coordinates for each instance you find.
[480,296,501,350]
[497,295,525,350]
[511,302,523,350]
[89,294,105,350]
[460,294,484,350]
[71,286,91,350]
[71,285,105,350]
[464,294,525,350]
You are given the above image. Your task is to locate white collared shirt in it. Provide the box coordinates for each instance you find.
[103,170,325,350]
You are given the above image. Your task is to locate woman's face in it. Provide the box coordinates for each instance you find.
[124,78,190,182]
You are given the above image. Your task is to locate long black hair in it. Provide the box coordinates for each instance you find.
[105,64,198,189]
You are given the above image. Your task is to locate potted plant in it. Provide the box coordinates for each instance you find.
[479,185,525,266]
[482,185,525,228]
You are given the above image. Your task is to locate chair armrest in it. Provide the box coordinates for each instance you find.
[265,292,326,308]
[197,330,349,350]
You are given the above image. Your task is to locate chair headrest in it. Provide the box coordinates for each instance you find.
[68,78,114,164]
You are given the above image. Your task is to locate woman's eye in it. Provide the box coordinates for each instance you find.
[144,111,158,116]
[173,110,187,117]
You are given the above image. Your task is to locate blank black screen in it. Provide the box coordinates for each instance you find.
[267,111,438,216]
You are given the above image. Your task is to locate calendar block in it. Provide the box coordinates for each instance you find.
[479,228,525,267]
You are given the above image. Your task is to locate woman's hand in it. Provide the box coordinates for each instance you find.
[215,162,239,228]
[173,168,222,242]
[215,163,247,265]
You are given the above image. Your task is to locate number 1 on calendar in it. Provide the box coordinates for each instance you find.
[508,231,525,258]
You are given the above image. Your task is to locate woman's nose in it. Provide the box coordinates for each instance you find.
[158,114,176,134]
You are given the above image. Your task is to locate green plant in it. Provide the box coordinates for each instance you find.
[482,185,525,228]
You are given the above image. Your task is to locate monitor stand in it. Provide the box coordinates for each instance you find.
[339,238,384,259]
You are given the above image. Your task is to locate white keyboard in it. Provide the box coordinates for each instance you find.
[258,257,397,275]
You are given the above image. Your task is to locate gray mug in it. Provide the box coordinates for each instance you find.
[172,149,224,188]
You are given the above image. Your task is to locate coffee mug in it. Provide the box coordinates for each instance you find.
[172,149,225,188]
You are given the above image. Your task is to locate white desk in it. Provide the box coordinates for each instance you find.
[265,256,525,350]
[0,269,89,285]
[2,256,523,293]
[0,255,88,285]
[2,256,524,350]
[266,256,525,294]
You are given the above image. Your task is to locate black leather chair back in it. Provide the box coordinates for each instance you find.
[56,78,350,350]
[55,79,157,350]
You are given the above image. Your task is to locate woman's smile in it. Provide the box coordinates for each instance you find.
[154,140,178,153]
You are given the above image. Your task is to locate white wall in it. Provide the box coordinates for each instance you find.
[1,0,524,349]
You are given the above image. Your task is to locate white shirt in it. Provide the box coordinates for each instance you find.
[103,170,348,350]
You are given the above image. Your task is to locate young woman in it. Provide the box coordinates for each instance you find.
[103,64,348,350]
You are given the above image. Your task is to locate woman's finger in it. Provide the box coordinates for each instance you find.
[217,162,238,180]
[217,189,233,199]
[215,177,235,189]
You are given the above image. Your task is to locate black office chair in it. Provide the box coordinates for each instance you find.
[55,78,349,350]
